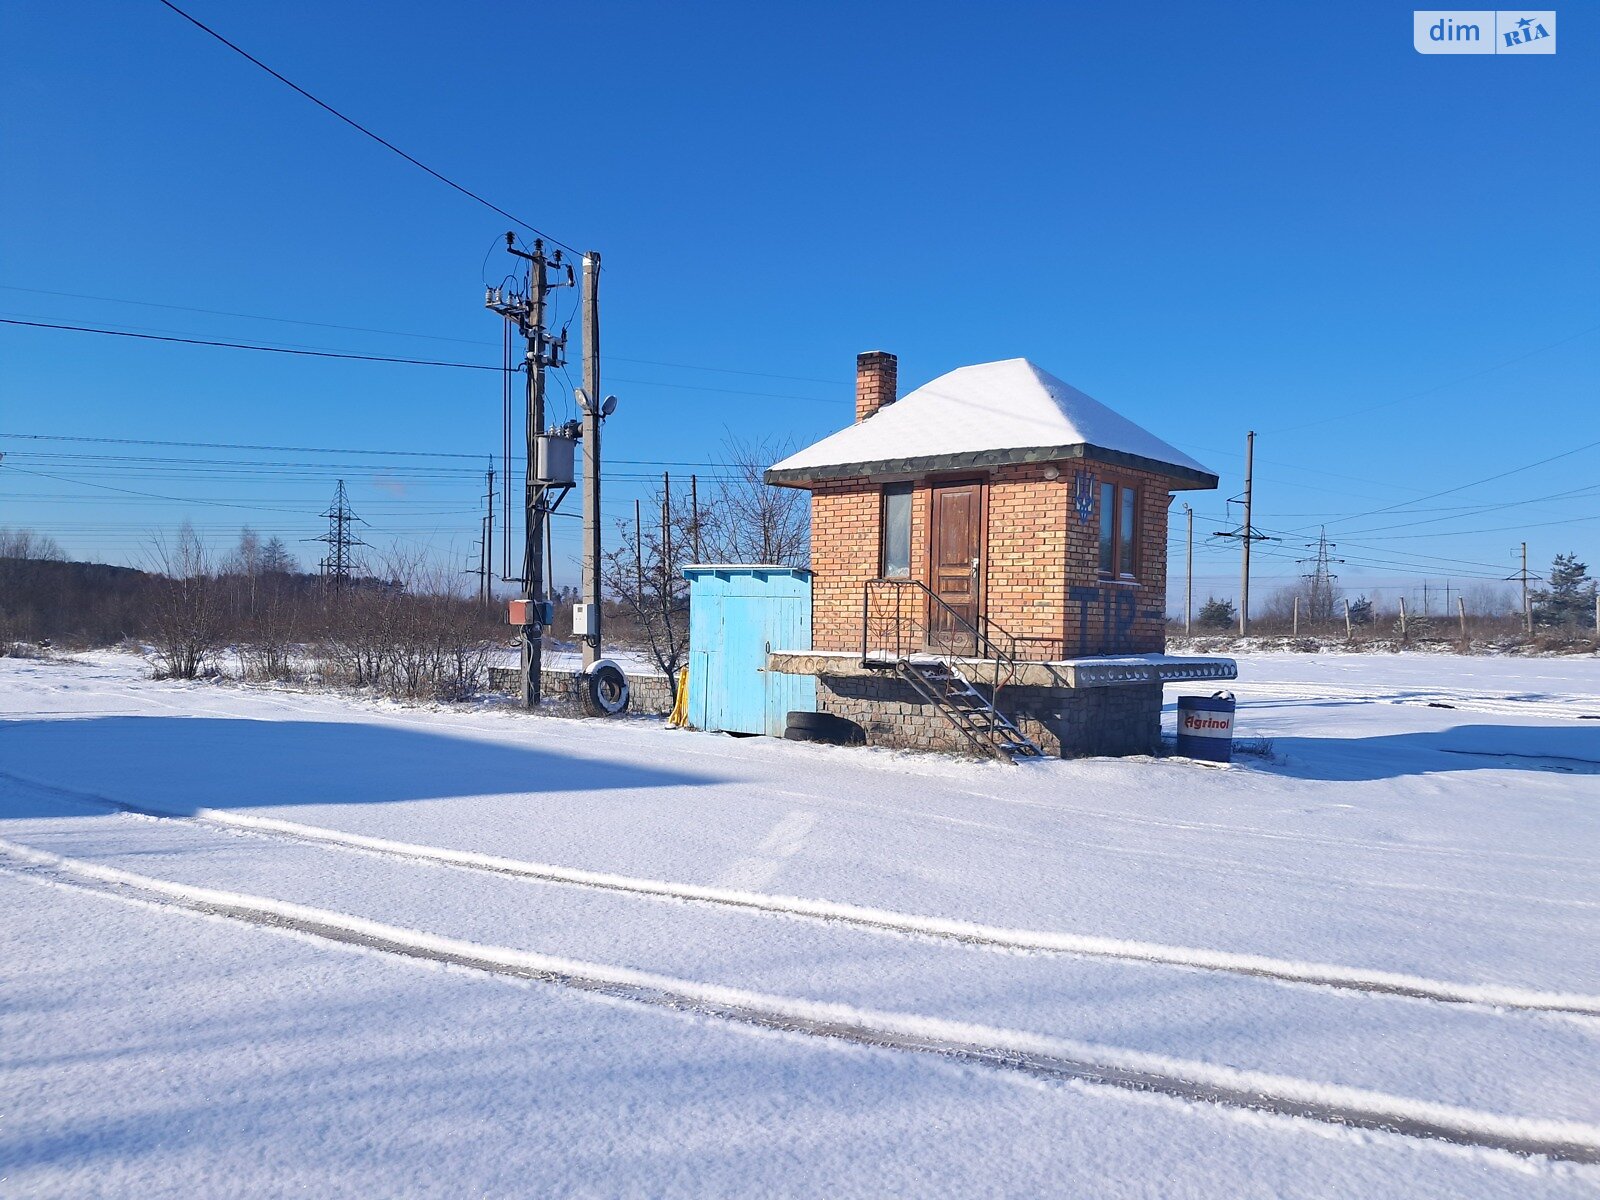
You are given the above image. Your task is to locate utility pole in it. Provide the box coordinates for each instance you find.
[1421,580,1431,616]
[1209,430,1274,637]
[1506,542,1538,634]
[634,498,644,596]
[476,514,488,604]
[1183,502,1193,635]
[661,472,672,585]
[690,473,702,562]
[485,464,495,608]
[1521,543,1531,633]
[486,234,573,707]
[579,251,603,671]
[1241,430,1253,637]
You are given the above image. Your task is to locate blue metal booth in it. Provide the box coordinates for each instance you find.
[684,565,815,736]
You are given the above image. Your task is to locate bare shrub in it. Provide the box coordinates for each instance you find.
[304,546,496,701]
[147,523,225,679]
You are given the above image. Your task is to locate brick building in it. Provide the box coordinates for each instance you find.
[762,352,1235,759]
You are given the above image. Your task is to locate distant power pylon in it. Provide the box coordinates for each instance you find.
[1297,526,1343,623]
[312,479,368,592]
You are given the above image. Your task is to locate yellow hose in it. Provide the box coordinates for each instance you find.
[667,666,690,728]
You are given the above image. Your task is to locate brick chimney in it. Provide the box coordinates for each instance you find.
[855,351,897,422]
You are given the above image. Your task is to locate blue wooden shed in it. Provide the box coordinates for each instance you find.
[684,566,815,737]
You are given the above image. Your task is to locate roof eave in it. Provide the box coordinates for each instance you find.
[764,443,1218,491]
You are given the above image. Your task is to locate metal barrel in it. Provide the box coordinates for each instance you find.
[1175,692,1236,762]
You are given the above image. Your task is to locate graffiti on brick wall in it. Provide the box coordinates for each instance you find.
[1068,584,1165,655]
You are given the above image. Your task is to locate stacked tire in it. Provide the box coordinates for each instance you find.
[783,711,865,746]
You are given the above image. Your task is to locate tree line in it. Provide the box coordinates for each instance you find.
[0,437,811,689]
[1186,551,1598,646]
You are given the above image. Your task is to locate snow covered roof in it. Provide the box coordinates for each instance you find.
[765,358,1217,490]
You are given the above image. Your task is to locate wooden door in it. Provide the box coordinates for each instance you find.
[929,481,982,654]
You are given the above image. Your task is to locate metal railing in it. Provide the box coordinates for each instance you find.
[859,578,1023,696]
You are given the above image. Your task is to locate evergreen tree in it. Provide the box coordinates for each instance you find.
[259,537,297,575]
[1197,596,1237,631]
[1532,553,1596,628]
[1347,595,1373,626]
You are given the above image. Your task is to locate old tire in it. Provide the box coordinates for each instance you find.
[784,710,865,746]
[579,660,631,717]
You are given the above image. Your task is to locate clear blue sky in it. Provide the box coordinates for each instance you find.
[3,1,1595,612]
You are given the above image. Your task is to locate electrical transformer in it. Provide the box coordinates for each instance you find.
[536,434,576,486]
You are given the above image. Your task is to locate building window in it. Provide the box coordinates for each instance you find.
[881,483,912,577]
[1098,480,1139,579]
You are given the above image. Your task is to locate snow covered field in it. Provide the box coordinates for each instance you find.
[2,650,1596,1197]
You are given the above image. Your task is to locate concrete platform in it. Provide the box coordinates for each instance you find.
[767,650,1237,689]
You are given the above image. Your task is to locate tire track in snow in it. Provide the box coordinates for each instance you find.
[3,838,1597,1167]
[951,781,1594,869]
[1226,682,1600,720]
[5,770,1596,1017]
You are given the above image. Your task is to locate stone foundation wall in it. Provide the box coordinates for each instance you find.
[817,673,1161,758]
[487,667,674,714]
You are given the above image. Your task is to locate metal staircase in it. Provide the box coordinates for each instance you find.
[860,579,1044,763]
[894,657,1043,762]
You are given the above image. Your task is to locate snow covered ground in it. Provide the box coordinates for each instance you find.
[1,650,1596,1197]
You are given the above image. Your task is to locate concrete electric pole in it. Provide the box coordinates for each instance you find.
[580,252,604,671]
[486,234,572,707]
[1182,502,1193,635]
[1239,430,1254,636]
[1209,430,1274,637]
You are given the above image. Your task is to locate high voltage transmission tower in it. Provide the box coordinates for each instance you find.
[311,479,368,592]
[1297,526,1343,623]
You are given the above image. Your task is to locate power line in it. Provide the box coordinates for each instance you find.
[1267,321,1600,434]
[1334,482,1600,539]
[0,285,490,347]
[152,0,577,254]
[0,319,850,403]
[0,431,484,459]
[0,433,745,474]
[1316,436,1600,531]
[0,285,853,385]
[0,318,498,370]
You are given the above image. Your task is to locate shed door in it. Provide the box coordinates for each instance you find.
[929,481,982,654]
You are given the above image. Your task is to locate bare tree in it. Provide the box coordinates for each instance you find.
[698,436,809,566]
[600,439,808,677]
[604,486,695,678]
[147,522,225,679]
[1462,582,1513,618]
[223,526,265,622]
[0,528,66,561]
